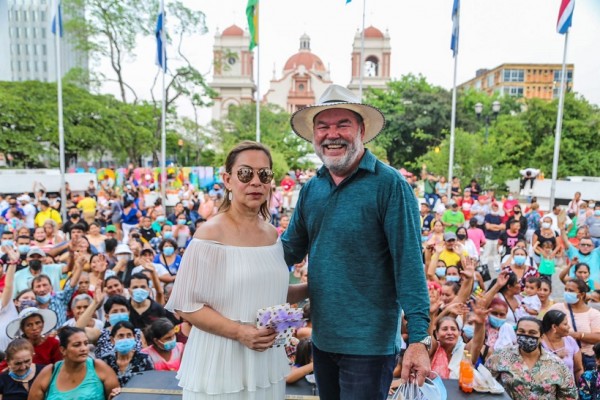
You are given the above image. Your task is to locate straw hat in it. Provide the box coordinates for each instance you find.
[6,307,58,339]
[290,84,385,143]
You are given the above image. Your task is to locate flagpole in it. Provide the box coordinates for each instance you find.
[53,0,66,219]
[448,53,458,201]
[160,0,167,209]
[549,31,569,209]
[255,4,260,143]
[358,0,366,101]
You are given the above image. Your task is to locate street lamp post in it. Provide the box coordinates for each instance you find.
[474,100,501,143]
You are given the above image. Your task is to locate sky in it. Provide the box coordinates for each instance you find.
[101,0,600,125]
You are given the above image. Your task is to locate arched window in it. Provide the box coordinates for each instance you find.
[365,56,379,77]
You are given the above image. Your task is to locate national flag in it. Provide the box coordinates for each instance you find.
[155,0,167,71]
[51,1,63,37]
[556,0,575,34]
[246,0,258,51]
[450,0,460,57]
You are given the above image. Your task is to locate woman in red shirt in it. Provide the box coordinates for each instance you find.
[6,308,62,365]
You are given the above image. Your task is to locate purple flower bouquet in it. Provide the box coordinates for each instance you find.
[256,303,306,347]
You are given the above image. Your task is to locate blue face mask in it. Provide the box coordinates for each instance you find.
[513,255,527,265]
[9,368,31,381]
[1,240,14,247]
[161,339,177,351]
[163,231,173,239]
[595,210,600,217]
[489,315,506,329]
[114,338,136,354]
[463,325,475,339]
[564,292,579,305]
[421,236,429,243]
[109,313,129,326]
[177,219,186,225]
[36,293,52,304]
[18,245,30,254]
[132,288,149,303]
[435,267,446,278]
[446,275,460,283]
[156,216,166,223]
[163,247,175,256]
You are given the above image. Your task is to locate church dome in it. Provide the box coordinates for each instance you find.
[283,34,326,72]
[222,24,244,36]
[364,26,384,38]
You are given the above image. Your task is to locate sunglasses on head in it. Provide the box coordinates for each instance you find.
[235,167,274,184]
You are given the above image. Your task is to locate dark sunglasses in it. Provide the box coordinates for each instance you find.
[236,167,274,184]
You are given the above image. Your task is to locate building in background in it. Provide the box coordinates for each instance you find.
[0,0,88,83]
[210,24,256,121]
[347,26,392,96]
[458,63,575,100]
[263,33,332,114]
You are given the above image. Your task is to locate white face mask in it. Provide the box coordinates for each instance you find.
[116,254,130,262]
[542,222,551,229]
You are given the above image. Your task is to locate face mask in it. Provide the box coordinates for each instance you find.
[161,339,177,351]
[163,231,173,239]
[507,196,514,200]
[463,325,475,339]
[564,292,579,305]
[541,222,551,229]
[421,236,429,243]
[517,334,539,353]
[156,216,166,223]
[590,203,596,209]
[29,260,42,271]
[109,312,129,326]
[513,255,526,266]
[132,288,149,303]
[18,300,37,312]
[488,315,506,329]
[435,267,446,278]
[36,293,52,304]
[1,240,14,247]
[452,211,458,215]
[446,275,460,282]
[116,255,130,262]
[491,211,499,216]
[177,219,186,225]
[595,210,600,217]
[114,338,136,354]
[9,368,31,380]
[163,247,175,256]
[18,245,30,254]
[456,233,467,240]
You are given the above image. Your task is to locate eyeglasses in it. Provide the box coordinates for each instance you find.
[580,243,593,247]
[235,167,274,184]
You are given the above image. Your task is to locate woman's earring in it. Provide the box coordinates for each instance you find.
[228,191,233,201]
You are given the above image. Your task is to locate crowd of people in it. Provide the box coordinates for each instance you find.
[2,82,600,400]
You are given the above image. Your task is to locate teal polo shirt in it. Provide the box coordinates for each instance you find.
[282,150,430,355]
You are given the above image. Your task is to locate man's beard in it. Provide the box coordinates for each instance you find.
[314,129,363,176]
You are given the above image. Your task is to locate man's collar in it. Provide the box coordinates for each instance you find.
[317,149,376,177]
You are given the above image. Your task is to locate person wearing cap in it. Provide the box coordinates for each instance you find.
[441,201,465,234]
[0,196,24,219]
[33,199,62,228]
[18,194,37,233]
[429,232,469,273]
[282,84,431,396]
[6,307,62,365]
[112,243,136,287]
[12,248,64,298]
[483,202,504,273]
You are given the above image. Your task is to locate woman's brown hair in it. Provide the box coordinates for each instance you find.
[218,141,273,220]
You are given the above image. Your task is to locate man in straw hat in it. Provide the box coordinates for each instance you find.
[282,85,431,399]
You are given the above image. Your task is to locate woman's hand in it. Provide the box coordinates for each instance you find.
[236,325,277,352]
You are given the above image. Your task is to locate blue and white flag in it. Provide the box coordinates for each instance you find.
[51,0,63,37]
[155,0,167,71]
[450,0,460,57]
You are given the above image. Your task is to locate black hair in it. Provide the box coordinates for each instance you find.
[104,275,123,286]
[30,274,52,290]
[568,278,590,295]
[159,238,178,252]
[443,281,460,295]
[104,238,118,253]
[295,338,312,367]
[302,302,311,322]
[525,277,542,289]
[516,317,543,335]
[103,295,130,314]
[129,272,150,286]
[69,223,87,233]
[499,272,518,294]
[58,326,85,348]
[144,318,174,345]
[594,343,600,359]
[110,320,136,337]
[541,310,567,334]
[575,263,591,274]
[539,276,552,291]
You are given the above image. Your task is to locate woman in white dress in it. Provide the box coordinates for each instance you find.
[166,141,307,400]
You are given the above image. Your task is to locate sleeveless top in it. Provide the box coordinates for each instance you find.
[45,357,104,400]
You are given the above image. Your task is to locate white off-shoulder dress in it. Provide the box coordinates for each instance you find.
[165,239,290,400]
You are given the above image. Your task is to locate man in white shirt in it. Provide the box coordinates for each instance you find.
[546,204,572,235]
[19,195,37,231]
